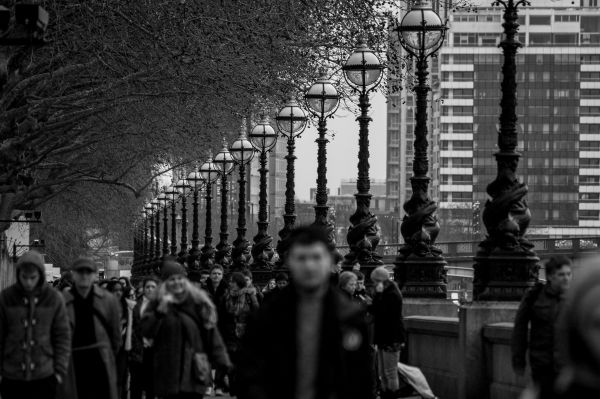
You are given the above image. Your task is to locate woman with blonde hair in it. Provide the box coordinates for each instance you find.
[141,261,231,399]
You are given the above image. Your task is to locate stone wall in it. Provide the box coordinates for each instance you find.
[404,306,527,399]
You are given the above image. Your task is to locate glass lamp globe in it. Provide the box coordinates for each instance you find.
[150,198,160,210]
[305,69,340,118]
[165,184,179,201]
[343,37,383,89]
[144,202,154,213]
[398,0,446,56]
[250,116,278,151]
[157,191,169,205]
[275,98,308,138]
[174,178,191,195]
[186,169,205,191]
[199,151,220,183]
[230,124,255,165]
[213,138,236,175]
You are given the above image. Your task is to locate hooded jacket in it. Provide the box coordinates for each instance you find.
[0,251,71,381]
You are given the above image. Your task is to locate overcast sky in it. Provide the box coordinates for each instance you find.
[294,91,388,201]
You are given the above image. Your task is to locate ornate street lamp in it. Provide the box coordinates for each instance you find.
[474,0,538,301]
[137,208,149,277]
[157,190,170,259]
[229,122,255,271]
[175,178,191,265]
[394,0,448,298]
[249,115,278,270]
[151,197,161,268]
[305,69,340,248]
[165,184,180,257]
[213,138,236,269]
[275,97,308,256]
[199,151,220,269]
[342,36,385,267]
[144,202,155,275]
[186,167,206,269]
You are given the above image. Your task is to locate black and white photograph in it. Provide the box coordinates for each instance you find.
[0,0,599,398]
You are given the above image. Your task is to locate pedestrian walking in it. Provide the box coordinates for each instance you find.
[219,272,259,396]
[204,264,228,395]
[370,266,406,399]
[512,256,573,398]
[130,277,158,399]
[238,225,374,399]
[106,280,135,399]
[61,257,122,399]
[353,271,373,307]
[141,261,231,399]
[242,269,264,304]
[262,272,288,302]
[338,271,358,299]
[551,259,600,398]
[0,251,71,399]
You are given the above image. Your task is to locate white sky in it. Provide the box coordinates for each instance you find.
[295,91,388,201]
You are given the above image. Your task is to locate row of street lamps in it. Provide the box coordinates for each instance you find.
[132,0,448,279]
[133,0,537,302]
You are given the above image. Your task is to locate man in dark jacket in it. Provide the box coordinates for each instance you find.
[371,266,406,399]
[61,257,122,399]
[0,251,71,399]
[129,276,158,399]
[512,256,572,398]
[238,225,374,399]
[205,264,229,395]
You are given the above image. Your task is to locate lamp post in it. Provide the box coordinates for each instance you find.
[165,184,180,257]
[144,202,154,275]
[394,0,448,298]
[213,138,236,269]
[175,178,191,265]
[342,36,385,267]
[249,116,278,270]
[186,168,205,269]
[137,208,148,277]
[305,69,340,248]
[229,123,255,271]
[474,0,537,301]
[199,152,220,269]
[275,98,308,256]
[151,197,161,269]
[158,190,170,259]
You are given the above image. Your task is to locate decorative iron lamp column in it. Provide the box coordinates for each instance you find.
[474,0,538,301]
[229,124,255,271]
[275,98,308,256]
[305,69,340,248]
[165,184,180,257]
[186,168,206,269]
[199,152,220,269]
[138,208,149,277]
[151,197,161,269]
[249,116,278,270]
[145,202,155,275]
[158,190,170,260]
[342,36,385,267]
[175,178,191,265]
[213,138,236,269]
[394,0,448,298]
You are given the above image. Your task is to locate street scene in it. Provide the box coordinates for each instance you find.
[1,0,600,398]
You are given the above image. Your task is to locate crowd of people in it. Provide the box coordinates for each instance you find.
[0,226,599,399]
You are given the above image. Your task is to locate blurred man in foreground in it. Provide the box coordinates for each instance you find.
[238,225,373,399]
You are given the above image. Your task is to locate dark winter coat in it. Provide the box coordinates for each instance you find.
[237,285,374,399]
[371,280,405,347]
[61,286,122,399]
[129,298,146,364]
[218,287,259,353]
[141,294,231,397]
[512,283,564,373]
[206,280,227,304]
[0,262,71,381]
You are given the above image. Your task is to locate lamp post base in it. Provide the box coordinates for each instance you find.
[473,251,539,301]
[394,255,447,298]
[215,242,233,270]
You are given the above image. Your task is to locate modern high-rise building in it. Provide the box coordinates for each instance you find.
[386,0,600,240]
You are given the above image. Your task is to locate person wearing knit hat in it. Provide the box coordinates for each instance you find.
[0,251,71,399]
[371,266,406,399]
[141,260,231,398]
